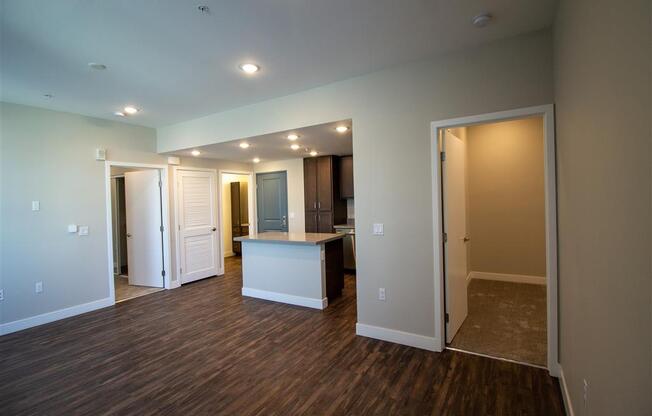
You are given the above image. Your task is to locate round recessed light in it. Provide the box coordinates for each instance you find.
[123,106,139,115]
[290,144,300,151]
[335,126,349,133]
[287,133,299,141]
[114,111,125,117]
[239,142,250,149]
[239,63,260,74]
[310,150,318,157]
[191,150,201,156]
[253,157,261,163]
[472,13,493,28]
[88,62,107,71]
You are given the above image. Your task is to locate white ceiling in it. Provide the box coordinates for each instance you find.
[1,0,557,128]
[175,120,353,163]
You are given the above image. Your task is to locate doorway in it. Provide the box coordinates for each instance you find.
[106,163,172,303]
[431,105,559,375]
[256,171,289,232]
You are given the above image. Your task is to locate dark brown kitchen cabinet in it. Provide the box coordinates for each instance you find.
[304,156,346,233]
[340,155,354,199]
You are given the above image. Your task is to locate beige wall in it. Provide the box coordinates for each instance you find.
[157,30,554,344]
[466,117,546,277]
[253,158,306,233]
[554,0,651,414]
[221,173,250,255]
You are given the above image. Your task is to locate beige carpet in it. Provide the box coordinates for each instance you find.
[450,279,547,366]
[114,275,163,302]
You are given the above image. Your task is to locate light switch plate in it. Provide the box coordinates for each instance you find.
[68,224,78,233]
[35,281,43,294]
[289,212,295,219]
[32,201,40,211]
[78,226,89,236]
[373,223,384,236]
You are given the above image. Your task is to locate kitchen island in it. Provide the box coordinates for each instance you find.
[234,232,344,309]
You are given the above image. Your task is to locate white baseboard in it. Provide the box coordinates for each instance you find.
[469,271,546,285]
[0,297,114,336]
[356,323,440,352]
[224,251,236,258]
[242,287,327,310]
[559,366,575,416]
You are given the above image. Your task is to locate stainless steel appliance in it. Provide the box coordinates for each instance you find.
[334,222,355,271]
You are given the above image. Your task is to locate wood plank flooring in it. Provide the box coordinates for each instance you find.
[0,257,565,415]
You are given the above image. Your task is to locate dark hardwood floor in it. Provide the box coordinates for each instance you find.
[0,257,565,415]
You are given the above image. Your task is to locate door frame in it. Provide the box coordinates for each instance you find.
[218,170,256,264]
[430,104,559,376]
[172,166,222,283]
[104,161,173,305]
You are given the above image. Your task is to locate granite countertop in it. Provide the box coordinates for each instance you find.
[234,232,345,246]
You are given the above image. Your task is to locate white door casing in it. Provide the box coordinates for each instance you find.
[124,170,164,288]
[443,130,468,343]
[178,169,220,284]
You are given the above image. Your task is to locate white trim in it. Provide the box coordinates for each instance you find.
[356,323,440,352]
[468,271,546,285]
[105,161,173,306]
[224,251,236,258]
[559,366,575,416]
[0,297,113,336]
[430,104,559,376]
[218,169,256,267]
[172,166,223,282]
[242,287,327,309]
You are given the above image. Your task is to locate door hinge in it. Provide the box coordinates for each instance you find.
[158,180,162,188]
[443,232,448,243]
[440,151,446,162]
[445,313,449,323]
[161,270,166,277]
[160,225,165,232]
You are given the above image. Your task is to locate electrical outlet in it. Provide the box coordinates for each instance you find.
[0,289,4,301]
[35,281,43,294]
[583,379,589,411]
[378,287,386,301]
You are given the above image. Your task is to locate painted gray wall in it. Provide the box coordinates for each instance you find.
[157,30,554,343]
[554,0,651,414]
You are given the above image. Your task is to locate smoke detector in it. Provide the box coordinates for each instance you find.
[472,13,493,28]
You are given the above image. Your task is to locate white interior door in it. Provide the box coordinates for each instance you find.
[443,130,469,343]
[125,170,164,288]
[178,169,219,284]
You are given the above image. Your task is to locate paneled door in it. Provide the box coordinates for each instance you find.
[442,130,469,343]
[124,170,164,288]
[256,171,288,232]
[177,169,220,284]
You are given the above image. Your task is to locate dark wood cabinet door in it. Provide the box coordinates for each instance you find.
[317,211,334,233]
[340,156,354,199]
[303,158,318,211]
[305,211,318,233]
[317,156,333,211]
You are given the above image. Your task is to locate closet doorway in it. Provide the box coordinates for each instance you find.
[219,171,255,270]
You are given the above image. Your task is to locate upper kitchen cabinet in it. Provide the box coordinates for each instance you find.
[304,156,347,233]
[339,155,354,199]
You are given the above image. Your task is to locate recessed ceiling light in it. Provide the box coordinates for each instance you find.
[114,111,125,117]
[239,142,250,149]
[310,150,318,157]
[287,134,299,141]
[335,126,349,133]
[124,106,139,115]
[253,157,261,163]
[239,63,260,74]
[472,13,493,28]
[88,63,107,70]
[191,150,201,156]
[290,144,300,150]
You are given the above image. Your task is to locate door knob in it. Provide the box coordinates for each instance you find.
[126,233,132,238]
[463,237,470,242]
[212,227,216,231]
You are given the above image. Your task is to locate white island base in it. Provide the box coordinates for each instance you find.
[236,232,345,309]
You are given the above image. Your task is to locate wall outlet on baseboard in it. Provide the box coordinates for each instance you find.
[35,281,43,294]
[378,287,386,301]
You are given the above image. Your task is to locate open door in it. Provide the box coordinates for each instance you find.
[443,130,468,343]
[177,169,220,284]
[124,170,164,288]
